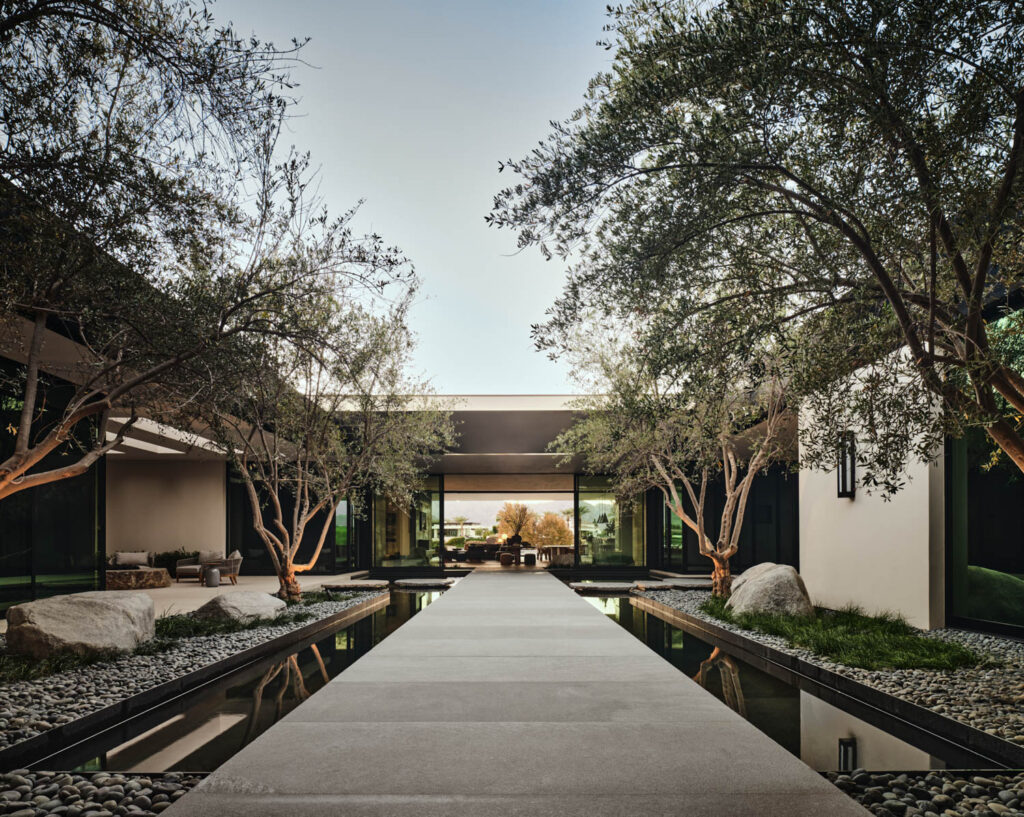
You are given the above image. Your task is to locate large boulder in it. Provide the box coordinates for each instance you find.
[193,591,286,623]
[6,591,155,658]
[726,563,814,618]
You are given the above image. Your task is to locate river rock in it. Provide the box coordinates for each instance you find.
[6,592,155,658]
[726,563,814,617]
[192,592,285,623]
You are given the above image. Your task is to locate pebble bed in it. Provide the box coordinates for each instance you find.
[825,769,1024,817]
[0,592,381,752]
[0,770,204,817]
[637,588,1024,747]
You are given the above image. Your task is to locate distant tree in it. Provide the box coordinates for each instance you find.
[492,0,1024,494]
[533,511,572,547]
[451,515,469,538]
[496,501,537,541]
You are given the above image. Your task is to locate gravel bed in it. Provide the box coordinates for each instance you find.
[638,589,1024,746]
[0,592,381,752]
[0,770,204,817]
[826,769,1024,817]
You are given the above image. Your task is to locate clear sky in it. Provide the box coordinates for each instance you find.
[212,0,612,394]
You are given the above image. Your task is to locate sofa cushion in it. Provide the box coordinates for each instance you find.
[113,551,149,567]
[227,550,242,561]
[198,550,223,563]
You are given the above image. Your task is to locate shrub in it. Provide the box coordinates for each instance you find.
[446,536,466,548]
[151,547,200,573]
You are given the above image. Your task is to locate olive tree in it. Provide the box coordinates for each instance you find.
[555,335,791,596]
[0,1,415,501]
[492,0,1024,494]
[201,287,454,600]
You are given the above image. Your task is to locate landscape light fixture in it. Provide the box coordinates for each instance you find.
[837,431,856,499]
[838,737,857,772]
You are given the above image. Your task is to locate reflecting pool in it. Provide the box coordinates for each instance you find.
[43,591,442,773]
[588,595,999,771]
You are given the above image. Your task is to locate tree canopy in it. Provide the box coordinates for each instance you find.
[491,0,1024,494]
[0,0,413,501]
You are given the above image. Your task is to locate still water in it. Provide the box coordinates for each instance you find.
[43,591,443,773]
[37,589,1000,774]
[588,595,999,771]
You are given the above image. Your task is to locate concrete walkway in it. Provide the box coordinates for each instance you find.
[167,571,868,817]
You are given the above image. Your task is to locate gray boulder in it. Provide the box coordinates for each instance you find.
[731,561,779,593]
[193,591,286,623]
[6,591,155,658]
[726,563,814,618]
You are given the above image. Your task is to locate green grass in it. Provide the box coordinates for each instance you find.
[699,596,982,671]
[965,565,1024,627]
[0,649,124,683]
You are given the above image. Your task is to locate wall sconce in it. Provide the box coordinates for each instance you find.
[837,431,856,499]
[838,737,857,772]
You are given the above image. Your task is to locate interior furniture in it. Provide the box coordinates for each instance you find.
[106,567,172,590]
[499,552,515,566]
[201,551,243,585]
[175,550,241,583]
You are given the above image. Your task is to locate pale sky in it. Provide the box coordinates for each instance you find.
[213,0,612,394]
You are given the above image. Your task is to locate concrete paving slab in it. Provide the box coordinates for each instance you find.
[322,580,390,591]
[568,581,637,592]
[392,578,454,588]
[167,570,868,817]
[195,721,837,797]
[335,653,685,682]
[364,634,655,657]
[281,681,738,724]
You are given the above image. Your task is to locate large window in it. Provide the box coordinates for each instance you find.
[373,477,441,568]
[0,360,102,609]
[577,477,645,567]
[947,433,1024,633]
[335,501,350,568]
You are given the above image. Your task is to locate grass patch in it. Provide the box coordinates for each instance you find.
[153,609,314,640]
[698,596,981,671]
[0,649,124,683]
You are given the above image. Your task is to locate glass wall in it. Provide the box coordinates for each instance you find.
[335,501,350,568]
[0,360,102,609]
[661,467,798,574]
[947,433,1024,633]
[577,477,645,567]
[373,477,441,568]
[226,469,340,575]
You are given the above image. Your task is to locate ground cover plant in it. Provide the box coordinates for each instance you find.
[699,596,981,671]
[0,591,362,682]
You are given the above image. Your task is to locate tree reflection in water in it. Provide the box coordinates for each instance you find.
[693,646,747,717]
[243,644,329,746]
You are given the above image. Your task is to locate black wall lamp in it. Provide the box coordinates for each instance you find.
[837,431,856,499]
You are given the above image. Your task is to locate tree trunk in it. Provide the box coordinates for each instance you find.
[710,554,732,598]
[278,564,302,602]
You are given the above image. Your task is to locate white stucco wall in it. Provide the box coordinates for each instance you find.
[106,459,226,555]
[799,693,939,770]
[799,435,945,630]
